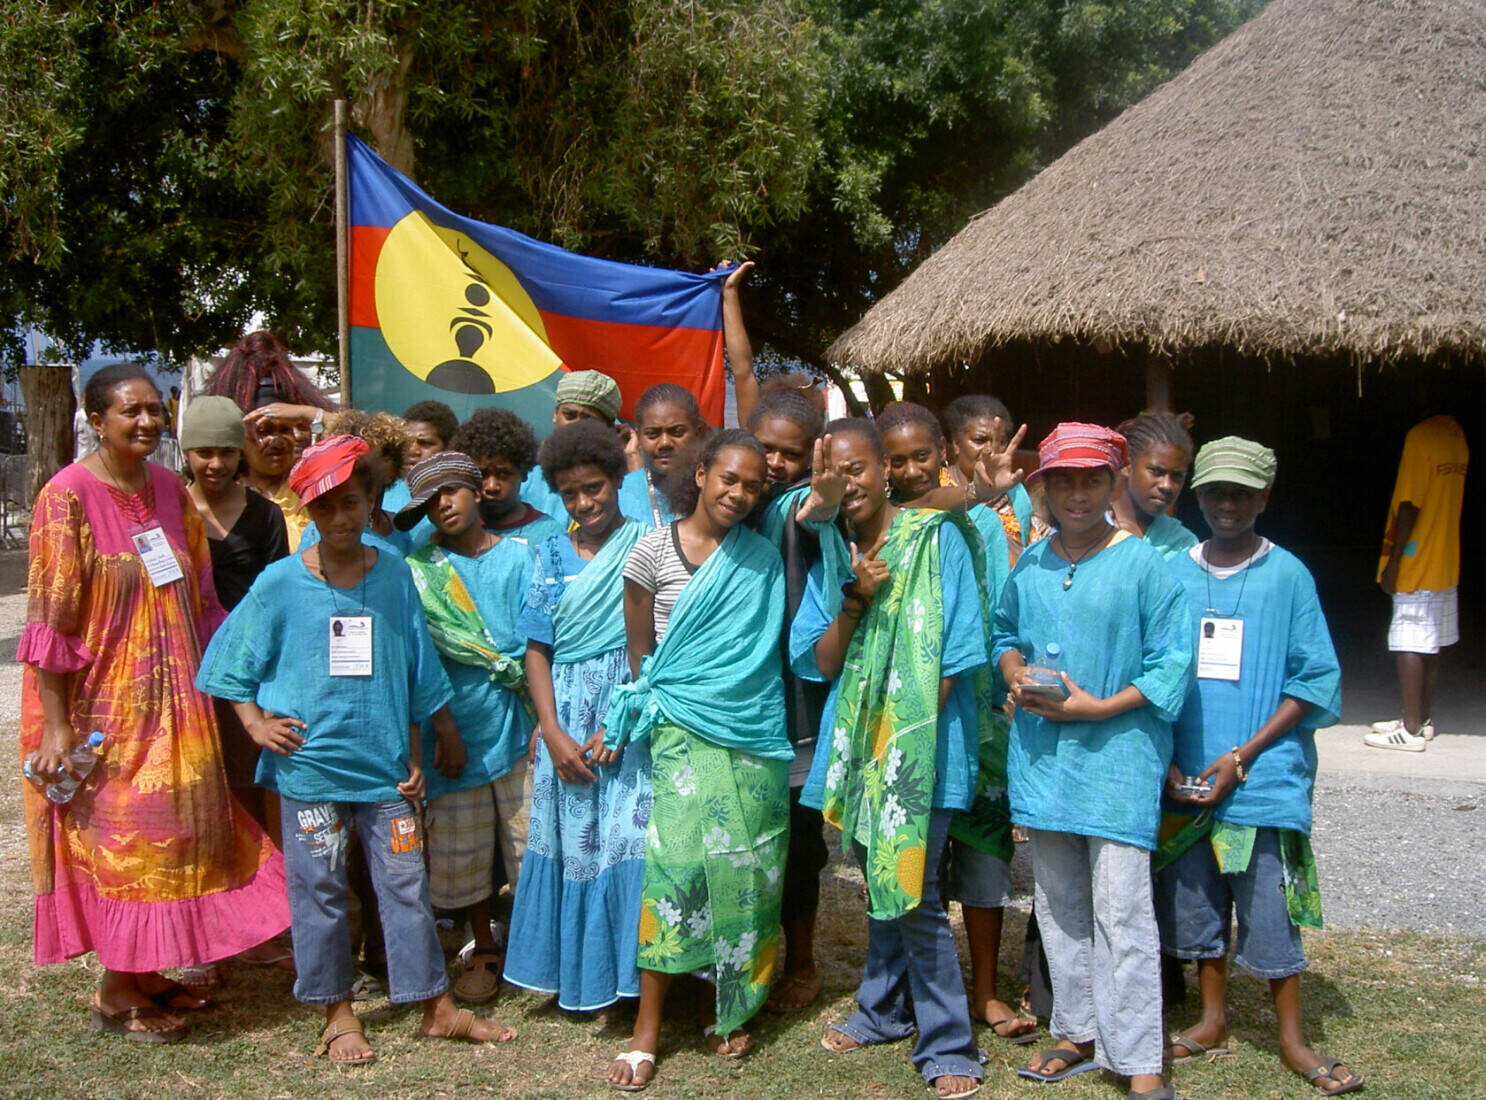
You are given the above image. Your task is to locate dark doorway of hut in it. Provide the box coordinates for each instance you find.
[935,341,1486,737]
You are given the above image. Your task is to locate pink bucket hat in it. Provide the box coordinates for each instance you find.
[1028,422,1128,480]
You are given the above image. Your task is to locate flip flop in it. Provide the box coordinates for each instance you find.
[1299,1056,1364,1095]
[821,1027,867,1053]
[609,1049,656,1092]
[1128,1088,1178,1100]
[985,1012,1039,1045]
[703,1024,750,1058]
[314,1016,377,1065]
[419,1006,516,1043]
[145,981,213,1013]
[931,1077,981,1099]
[1016,1046,1100,1083]
[90,1001,188,1044]
[1166,1033,1230,1064]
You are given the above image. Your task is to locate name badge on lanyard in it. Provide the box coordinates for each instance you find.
[329,616,373,677]
[131,526,185,588]
[1197,616,1244,681]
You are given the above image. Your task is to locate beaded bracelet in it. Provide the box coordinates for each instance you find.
[1231,747,1248,783]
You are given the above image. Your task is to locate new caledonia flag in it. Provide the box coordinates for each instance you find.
[348,135,727,429]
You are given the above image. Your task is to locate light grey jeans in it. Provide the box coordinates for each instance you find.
[1029,829,1163,1077]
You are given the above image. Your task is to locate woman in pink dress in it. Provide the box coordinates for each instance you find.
[19,362,291,1043]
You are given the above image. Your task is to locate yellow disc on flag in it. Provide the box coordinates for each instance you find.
[374,212,561,394]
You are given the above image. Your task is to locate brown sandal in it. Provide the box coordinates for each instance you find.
[452,950,503,1005]
[420,1006,516,1043]
[314,1016,377,1065]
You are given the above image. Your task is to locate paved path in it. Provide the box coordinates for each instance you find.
[1,549,1481,936]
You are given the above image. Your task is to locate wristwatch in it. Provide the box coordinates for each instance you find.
[311,410,325,437]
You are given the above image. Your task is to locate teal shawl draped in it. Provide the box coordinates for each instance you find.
[760,482,851,592]
[603,524,790,759]
[551,519,645,664]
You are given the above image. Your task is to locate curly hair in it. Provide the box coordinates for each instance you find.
[747,387,824,442]
[942,394,1014,443]
[204,330,337,413]
[323,409,410,482]
[401,400,459,446]
[449,407,540,475]
[875,400,944,447]
[1117,410,1196,464]
[824,416,885,459]
[537,419,628,491]
[660,427,765,517]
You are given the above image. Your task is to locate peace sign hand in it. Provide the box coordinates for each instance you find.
[972,423,1029,502]
[850,533,891,601]
[798,433,846,522]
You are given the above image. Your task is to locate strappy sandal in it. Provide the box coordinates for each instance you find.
[703,1024,750,1058]
[90,1001,188,1044]
[314,1016,376,1065]
[144,981,214,1013]
[984,1010,1039,1045]
[452,950,504,1005]
[609,1049,656,1092]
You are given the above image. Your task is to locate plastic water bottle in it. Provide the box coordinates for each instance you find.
[1025,643,1070,701]
[22,731,106,804]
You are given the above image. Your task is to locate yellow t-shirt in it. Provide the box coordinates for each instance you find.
[1377,415,1468,592]
[259,480,309,553]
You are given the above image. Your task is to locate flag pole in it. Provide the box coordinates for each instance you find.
[334,98,352,407]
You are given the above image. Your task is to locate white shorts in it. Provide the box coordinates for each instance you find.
[1388,587,1459,654]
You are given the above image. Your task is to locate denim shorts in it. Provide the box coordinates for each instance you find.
[943,837,1012,909]
[1156,826,1307,979]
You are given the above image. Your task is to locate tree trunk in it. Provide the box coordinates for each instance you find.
[19,365,76,504]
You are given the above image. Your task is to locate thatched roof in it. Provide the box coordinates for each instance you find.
[828,0,1486,374]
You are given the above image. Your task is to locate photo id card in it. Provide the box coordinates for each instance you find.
[328,616,373,677]
[1197,616,1244,681]
[131,526,185,588]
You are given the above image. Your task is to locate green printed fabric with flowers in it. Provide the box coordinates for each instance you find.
[821,507,976,921]
[636,721,789,1035]
[1156,815,1323,930]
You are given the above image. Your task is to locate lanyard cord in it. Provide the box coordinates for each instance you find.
[1201,540,1257,615]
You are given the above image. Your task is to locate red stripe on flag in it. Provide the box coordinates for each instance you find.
[538,311,726,425]
[349,225,391,329]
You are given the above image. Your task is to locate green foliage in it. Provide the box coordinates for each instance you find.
[0,0,1263,371]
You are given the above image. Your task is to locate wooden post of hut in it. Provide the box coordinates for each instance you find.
[1143,350,1172,413]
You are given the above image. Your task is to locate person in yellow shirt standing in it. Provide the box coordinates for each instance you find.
[1366,412,1469,751]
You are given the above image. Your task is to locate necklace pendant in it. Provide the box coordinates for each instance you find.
[1062,576,1073,590]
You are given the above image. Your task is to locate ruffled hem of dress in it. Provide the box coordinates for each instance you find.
[15,622,93,674]
[33,850,291,970]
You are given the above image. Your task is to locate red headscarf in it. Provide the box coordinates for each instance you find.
[1028,422,1128,479]
[289,436,369,504]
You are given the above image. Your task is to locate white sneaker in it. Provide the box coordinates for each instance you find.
[1364,722,1428,751]
[1369,717,1435,739]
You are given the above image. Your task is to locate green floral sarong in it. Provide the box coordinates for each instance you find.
[637,722,789,1034]
[822,508,996,920]
[406,545,526,695]
[947,708,1014,865]
[1155,813,1323,929]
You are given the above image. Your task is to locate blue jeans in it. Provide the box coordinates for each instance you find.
[1156,826,1307,979]
[837,809,982,1085]
[280,796,449,1005]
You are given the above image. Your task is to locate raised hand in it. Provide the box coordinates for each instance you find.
[850,532,891,601]
[972,422,1029,501]
[798,434,847,522]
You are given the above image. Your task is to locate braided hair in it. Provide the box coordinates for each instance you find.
[875,400,944,446]
[942,394,1013,443]
[1117,410,1196,464]
[748,387,825,442]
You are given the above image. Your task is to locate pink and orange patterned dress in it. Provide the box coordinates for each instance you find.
[18,461,290,970]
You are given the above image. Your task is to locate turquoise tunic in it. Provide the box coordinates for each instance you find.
[1145,512,1200,561]
[521,466,668,530]
[196,551,452,803]
[992,534,1194,849]
[413,537,537,799]
[1168,543,1341,835]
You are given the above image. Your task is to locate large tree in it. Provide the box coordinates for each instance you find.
[1,0,1263,377]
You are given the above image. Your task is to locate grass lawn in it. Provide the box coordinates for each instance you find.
[0,745,1480,1098]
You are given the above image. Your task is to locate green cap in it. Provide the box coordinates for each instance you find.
[1190,435,1277,490]
[179,396,246,451]
[553,369,622,422]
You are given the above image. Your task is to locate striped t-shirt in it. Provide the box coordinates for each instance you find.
[623,522,698,643]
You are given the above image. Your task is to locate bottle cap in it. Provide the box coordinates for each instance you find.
[1044,642,1062,659]
[86,731,105,748]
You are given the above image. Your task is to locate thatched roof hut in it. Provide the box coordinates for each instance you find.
[827,0,1486,375]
